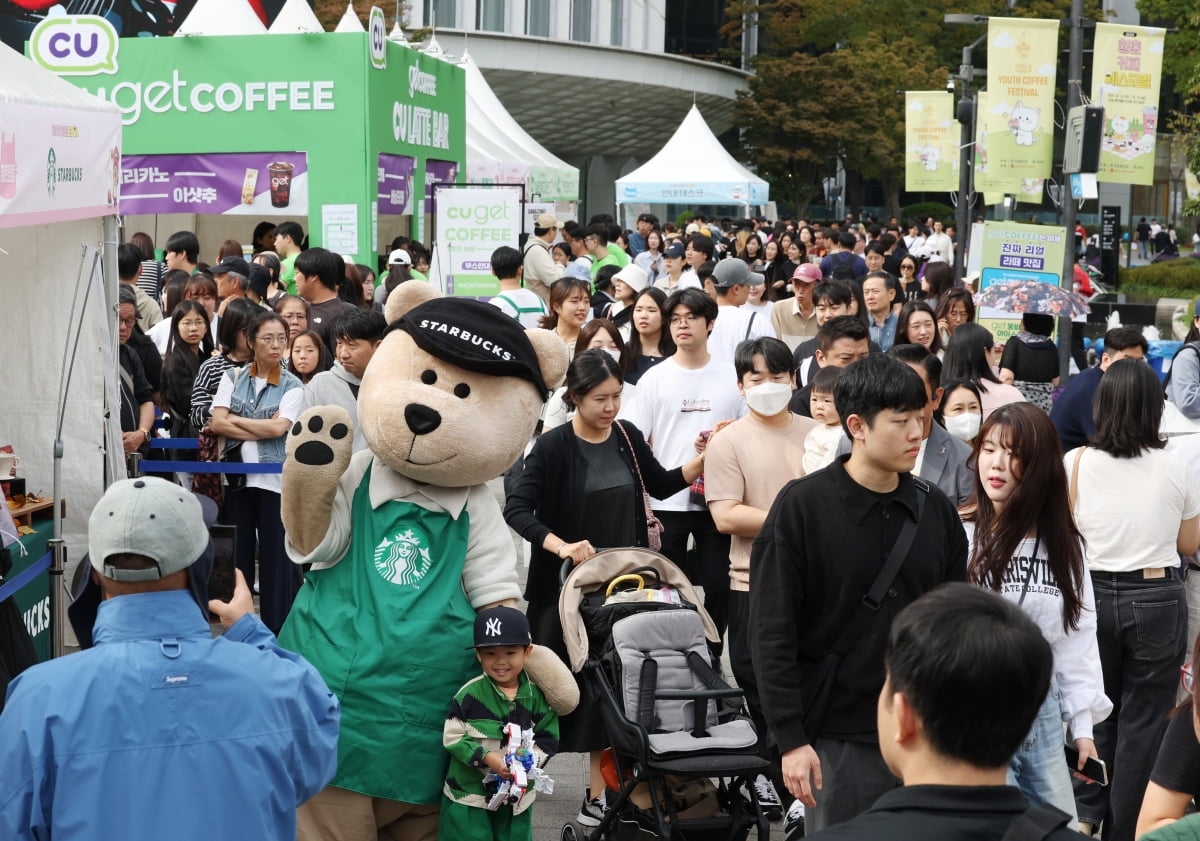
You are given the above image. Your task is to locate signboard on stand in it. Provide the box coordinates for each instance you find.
[978,221,1068,342]
[434,185,521,298]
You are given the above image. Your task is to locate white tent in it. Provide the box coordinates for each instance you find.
[175,0,268,35]
[269,0,324,33]
[461,51,578,202]
[615,105,768,209]
[0,42,122,616]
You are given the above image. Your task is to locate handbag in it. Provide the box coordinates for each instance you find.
[193,424,223,506]
[614,421,664,552]
[800,480,929,737]
[221,439,246,493]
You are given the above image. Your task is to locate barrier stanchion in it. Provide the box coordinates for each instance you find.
[48,538,68,658]
[127,451,143,478]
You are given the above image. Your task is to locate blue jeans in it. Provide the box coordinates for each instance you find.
[1009,677,1078,828]
[1074,571,1186,841]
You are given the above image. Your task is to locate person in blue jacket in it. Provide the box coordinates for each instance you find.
[0,477,340,841]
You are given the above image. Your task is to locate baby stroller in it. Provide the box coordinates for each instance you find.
[558,548,770,841]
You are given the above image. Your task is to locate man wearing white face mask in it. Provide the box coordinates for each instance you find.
[705,336,818,825]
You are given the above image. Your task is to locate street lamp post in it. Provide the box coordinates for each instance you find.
[1057,0,1085,382]
[944,15,988,285]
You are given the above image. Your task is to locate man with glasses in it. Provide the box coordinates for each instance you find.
[620,288,747,654]
[117,285,156,458]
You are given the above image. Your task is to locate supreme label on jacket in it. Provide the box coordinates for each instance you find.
[153,673,199,688]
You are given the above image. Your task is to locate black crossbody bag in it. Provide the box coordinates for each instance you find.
[800,480,929,737]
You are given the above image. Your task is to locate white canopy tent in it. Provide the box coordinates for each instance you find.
[0,42,123,637]
[461,51,579,202]
[615,105,768,213]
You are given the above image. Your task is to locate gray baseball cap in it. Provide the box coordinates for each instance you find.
[88,477,211,581]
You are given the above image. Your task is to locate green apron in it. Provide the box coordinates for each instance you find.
[279,461,476,804]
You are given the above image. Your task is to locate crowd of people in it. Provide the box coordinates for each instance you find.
[6,209,1200,841]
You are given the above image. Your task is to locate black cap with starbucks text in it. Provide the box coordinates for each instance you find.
[470,606,532,649]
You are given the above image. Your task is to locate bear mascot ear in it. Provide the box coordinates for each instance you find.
[524,328,570,391]
[384,281,440,324]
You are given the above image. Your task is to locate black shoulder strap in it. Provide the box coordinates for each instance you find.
[638,658,660,731]
[830,480,929,659]
[1000,806,1071,841]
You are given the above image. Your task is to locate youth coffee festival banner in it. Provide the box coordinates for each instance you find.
[433,185,522,298]
[985,17,1059,186]
[904,91,957,192]
[1091,23,1165,186]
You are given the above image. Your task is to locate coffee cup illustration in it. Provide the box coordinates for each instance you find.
[268,162,294,208]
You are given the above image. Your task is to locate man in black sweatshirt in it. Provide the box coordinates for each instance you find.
[749,354,968,832]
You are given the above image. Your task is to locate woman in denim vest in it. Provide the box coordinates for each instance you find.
[209,310,303,634]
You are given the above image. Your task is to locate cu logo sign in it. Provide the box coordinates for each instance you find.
[29,15,120,76]
[369,7,387,71]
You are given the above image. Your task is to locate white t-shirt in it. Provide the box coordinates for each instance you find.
[212,372,304,493]
[618,355,746,511]
[741,300,775,320]
[1066,445,1200,572]
[677,269,702,290]
[962,523,1110,739]
[707,305,777,369]
[489,288,548,329]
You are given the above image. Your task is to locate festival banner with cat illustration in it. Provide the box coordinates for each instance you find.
[985,17,1059,185]
[905,91,958,192]
[1090,23,1165,186]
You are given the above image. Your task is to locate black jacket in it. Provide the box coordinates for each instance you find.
[504,421,688,605]
[749,456,968,751]
[808,785,1083,841]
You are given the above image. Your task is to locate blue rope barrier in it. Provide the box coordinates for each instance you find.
[0,551,52,602]
[137,461,283,474]
[148,439,199,449]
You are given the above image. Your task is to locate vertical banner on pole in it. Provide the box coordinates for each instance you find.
[1092,23,1166,186]
[985,17,1060,186]
[975,91,1005,207]
[905,91,958,192]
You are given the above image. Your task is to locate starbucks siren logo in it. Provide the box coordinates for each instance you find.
[374,528,433,586]
[47,148,57,198]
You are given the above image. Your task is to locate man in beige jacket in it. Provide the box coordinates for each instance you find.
[522,212,564,304]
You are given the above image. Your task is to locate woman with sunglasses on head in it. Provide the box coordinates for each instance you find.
[208,309,303,636]
[962,403,1108,825]
[1067,360,1200,839]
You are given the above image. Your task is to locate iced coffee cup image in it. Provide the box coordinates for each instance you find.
[268,161,295,208]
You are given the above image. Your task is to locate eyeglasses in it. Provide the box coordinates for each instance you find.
[255,335,288,346]
[1183,662,1194,694]
[669,314,702,327]
[118,316,136,328]
[281,313,306,321]
[178,318,208,328]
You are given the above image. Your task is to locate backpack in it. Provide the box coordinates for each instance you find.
[830,252,856,281]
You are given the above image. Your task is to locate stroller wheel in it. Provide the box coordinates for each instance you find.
[561,823,580,841]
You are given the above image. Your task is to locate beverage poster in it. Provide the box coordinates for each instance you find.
[120,151,308,215]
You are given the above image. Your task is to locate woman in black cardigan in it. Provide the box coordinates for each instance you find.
[503,349,703,825]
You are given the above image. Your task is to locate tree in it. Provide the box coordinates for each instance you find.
[735,51,844,217]
[726,0,1102,217]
